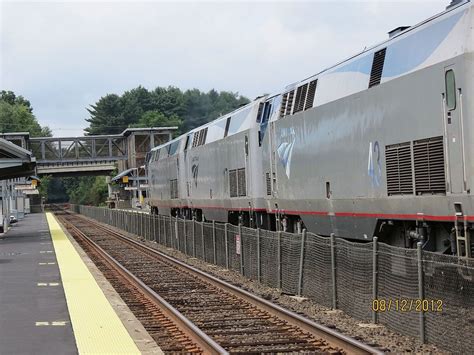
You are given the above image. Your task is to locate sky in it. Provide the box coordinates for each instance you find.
[1,0,450,137]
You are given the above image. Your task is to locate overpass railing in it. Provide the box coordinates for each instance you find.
[30,136,127,163]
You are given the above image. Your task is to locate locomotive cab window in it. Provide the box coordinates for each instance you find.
[445,69,456,110]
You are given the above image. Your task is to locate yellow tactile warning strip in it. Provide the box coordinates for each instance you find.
[46,213,141,354]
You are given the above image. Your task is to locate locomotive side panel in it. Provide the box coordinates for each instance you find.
[263,4,474,251]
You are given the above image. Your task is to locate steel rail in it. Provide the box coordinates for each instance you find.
[67,211,383,355]
[58,215,228,355]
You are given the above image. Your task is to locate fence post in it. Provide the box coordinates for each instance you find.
[133,212,136,235]
[153,214,157,242]
[239,223,244,275]
[192,218,196,257]
[224,223,229,269]
[297,229,306,297]
[131,212,134,234]
[372,236,378,324]
[143,213,151,240]
[175,217,179,251]
[161,216,165,245]
[330,233,337,309]
[145,214,148,240]
[147,214,150,240]
[212,221,217,265]
[277,231,282,289]
[257,228,261,283]
[201,222,205,259]
[149,214,153,241]
[140,212,144,237]
[417,242,425,343]
[161,216,164,245]
[183,216,187,254]
[157,215,161,244]
[169,216,173,248]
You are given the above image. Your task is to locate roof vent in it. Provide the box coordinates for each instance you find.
[388,26,410,38]
[446,0,464,9]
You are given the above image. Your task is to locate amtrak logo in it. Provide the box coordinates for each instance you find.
[368,141,382,187]
[191,157,199,187]
[277,127,296,179]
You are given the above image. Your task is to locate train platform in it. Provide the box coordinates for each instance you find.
[0,213,160,354]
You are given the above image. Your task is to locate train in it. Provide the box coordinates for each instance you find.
[147,0,474,257]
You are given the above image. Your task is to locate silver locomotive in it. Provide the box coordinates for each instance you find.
[148,0,474,256]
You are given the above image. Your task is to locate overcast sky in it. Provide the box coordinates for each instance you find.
[1,0,449,137]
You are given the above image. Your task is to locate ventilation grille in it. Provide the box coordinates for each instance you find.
[266,172,272,195]
[369,48,386,88]
[305,80,317,110]
[192,127,208,147]
[281,79,318,117]
[237,168,246,196]
[170,179,178,199]
[280,93,289,118]
[229,170,238,197]
[386,142,413,195]
[229,168,246,197]
[293,83,308,114]
[285,90,295,116]
[413,136,446,194]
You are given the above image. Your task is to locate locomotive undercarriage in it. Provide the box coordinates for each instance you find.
[150,203,473,258]
[376,219,473,257]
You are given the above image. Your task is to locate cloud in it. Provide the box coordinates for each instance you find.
[1,0,448,136]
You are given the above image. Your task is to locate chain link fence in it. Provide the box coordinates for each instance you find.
[71,205,474,354]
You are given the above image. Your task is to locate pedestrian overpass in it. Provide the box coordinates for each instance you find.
[0,127,177,176]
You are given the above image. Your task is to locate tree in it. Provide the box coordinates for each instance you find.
[0,90,33,113]
[85,94,124,135]
[130,111,183,135]
[0,91,51,137]
[84,86,250,135]
[65,176,108,206]
[37,175,51,201]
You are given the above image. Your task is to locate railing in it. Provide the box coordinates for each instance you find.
[29,136,127,163]
[71,204,474,354]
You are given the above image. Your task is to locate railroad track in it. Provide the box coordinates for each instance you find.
[54,209,382,354]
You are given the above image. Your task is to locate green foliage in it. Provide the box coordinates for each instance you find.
[129,111,183,136]
[0,90,33,113]
[85,86,249,135]
[45,177,69,203]
[86,94,124,135]
[57,176,109,206]
[0,90,51,137]
[37,175,51,200]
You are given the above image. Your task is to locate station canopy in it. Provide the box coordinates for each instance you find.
[0,138,36,180]
[111,168,135,183]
